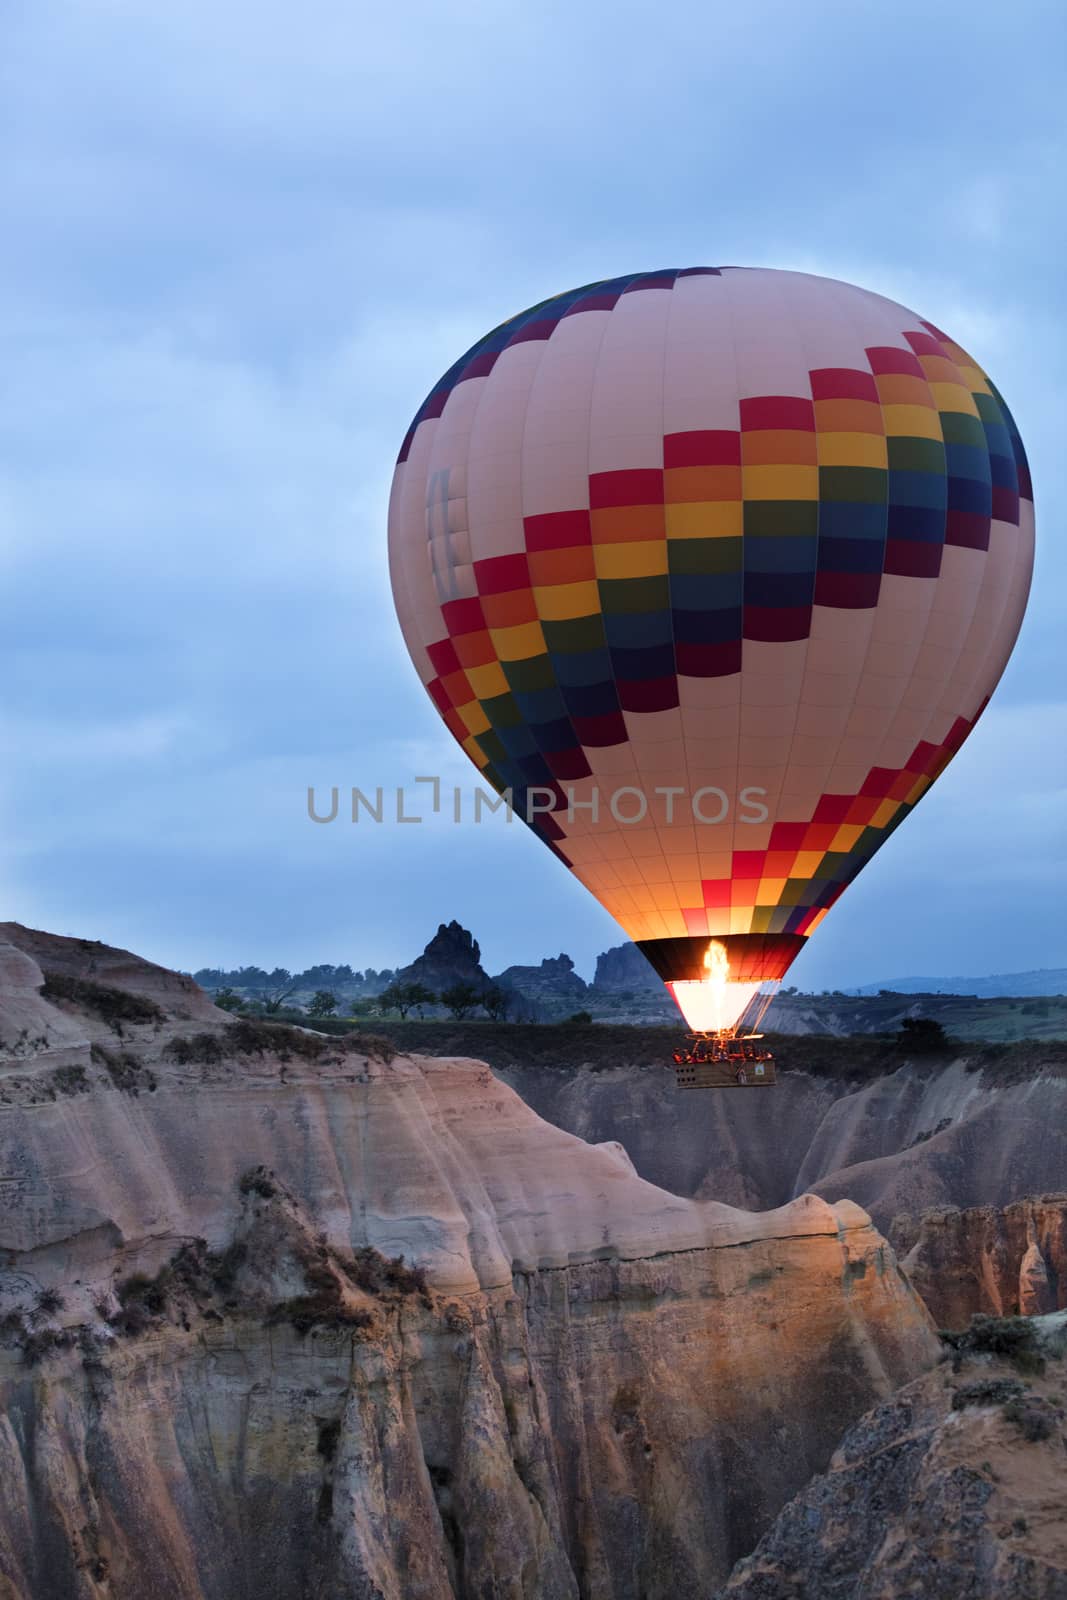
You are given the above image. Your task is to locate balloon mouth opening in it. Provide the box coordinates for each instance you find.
[667,939,779,1033]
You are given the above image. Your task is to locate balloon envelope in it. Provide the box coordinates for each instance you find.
[388,268,1033,1017]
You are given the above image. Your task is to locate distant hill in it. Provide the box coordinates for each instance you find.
[850,969,1067,999]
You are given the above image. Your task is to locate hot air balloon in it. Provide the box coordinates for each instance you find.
[388,268,1033,1085]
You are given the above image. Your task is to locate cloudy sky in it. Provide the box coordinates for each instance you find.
[2,0,1064,987]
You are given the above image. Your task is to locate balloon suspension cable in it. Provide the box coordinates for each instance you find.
[736,983,779,1039]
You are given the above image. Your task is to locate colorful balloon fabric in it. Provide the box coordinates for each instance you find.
[388,268,1033,995]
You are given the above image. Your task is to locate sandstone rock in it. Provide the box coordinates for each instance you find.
[715,1317,1067,1600]
[896,1197,1067,1328]
[0,927,941,1599]
[0,921,221,1024]
[500,1053,1067,1233]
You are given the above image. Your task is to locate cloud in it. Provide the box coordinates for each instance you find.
[1,0,1063,983]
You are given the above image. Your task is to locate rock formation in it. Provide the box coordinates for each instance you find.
[892,1197,1067,1329]
[716,1312,1067,1599]
[395,919,491,995]
[0,924,939,1599]
[498,1050,1067,1235]
[591,943,662,994]
[492,954,589,1020]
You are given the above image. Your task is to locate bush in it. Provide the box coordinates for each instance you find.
[350,1246,429,1301]
[952,1377,1025,1410]
[35,1287,65,1317]
[269,1296,374,1337]
[896,1016,949,1053]
[52,1064,90,1096]
[346,1032,395,1063]
[1002,1396,1056,1442]
[942,1315,1046,1375]
[21,1327,75,1366]
[107,1265,179,1334]
[109,1299,154,1337]
[213,987,245,1013]
[42,971,163,1026]
[307,990,339,1018]
[0,1310,27,1342]
[239,1166,277,1200]
[229,1019,331,1060]
[565,1011,593,1026]
[164,1031,226,1065]
[91,1043,157,1094]
[166,1020,334,1066]
[116,1271,169,1315]
[907,1117,952,1148]
[273,1299,374,1337]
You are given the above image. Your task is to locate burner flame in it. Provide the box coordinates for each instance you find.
[667,940,764,1033]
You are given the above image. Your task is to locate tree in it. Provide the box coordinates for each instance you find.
[213,987,245,1013]
[565,1010,593,1026]
[379,981,436,1020]
[896,1016,948,1053]
[439,981,480,1020]
[348,997,380,1019]
[307,990,338,1017]
[481,984,511,1023]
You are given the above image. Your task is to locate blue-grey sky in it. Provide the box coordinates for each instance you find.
[2,0,1064,987]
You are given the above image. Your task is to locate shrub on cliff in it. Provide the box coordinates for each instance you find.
[346,1032,396,1062]
[350,1246,429,1300]
[1002,1395,1057,1441]
[51,1063,90,1096]
[20,1327,75,1365]
[268,1295,375,1337]
[941,1314,1046,1375]
[212,987,245,1012]
[42,971,164,1027]
[238,1166,277,1200]
[91,1043,157,1094]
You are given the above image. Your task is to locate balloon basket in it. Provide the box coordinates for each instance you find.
[670,1032,776,1091]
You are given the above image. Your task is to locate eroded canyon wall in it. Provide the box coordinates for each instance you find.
[0,927,940,1600]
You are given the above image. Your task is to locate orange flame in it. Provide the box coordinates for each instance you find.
[704,939,730,984]
[668,939,763,1033]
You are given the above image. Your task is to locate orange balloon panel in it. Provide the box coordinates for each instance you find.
[388,268,1033,986]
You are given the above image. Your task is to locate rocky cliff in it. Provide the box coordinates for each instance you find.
[893,1197,1067,1329]
[492,955,589,1021]
[493,1048,1067,1237]
[591,945,662,995]
[0,925,939,1600]
[716,1312,1067,1600]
